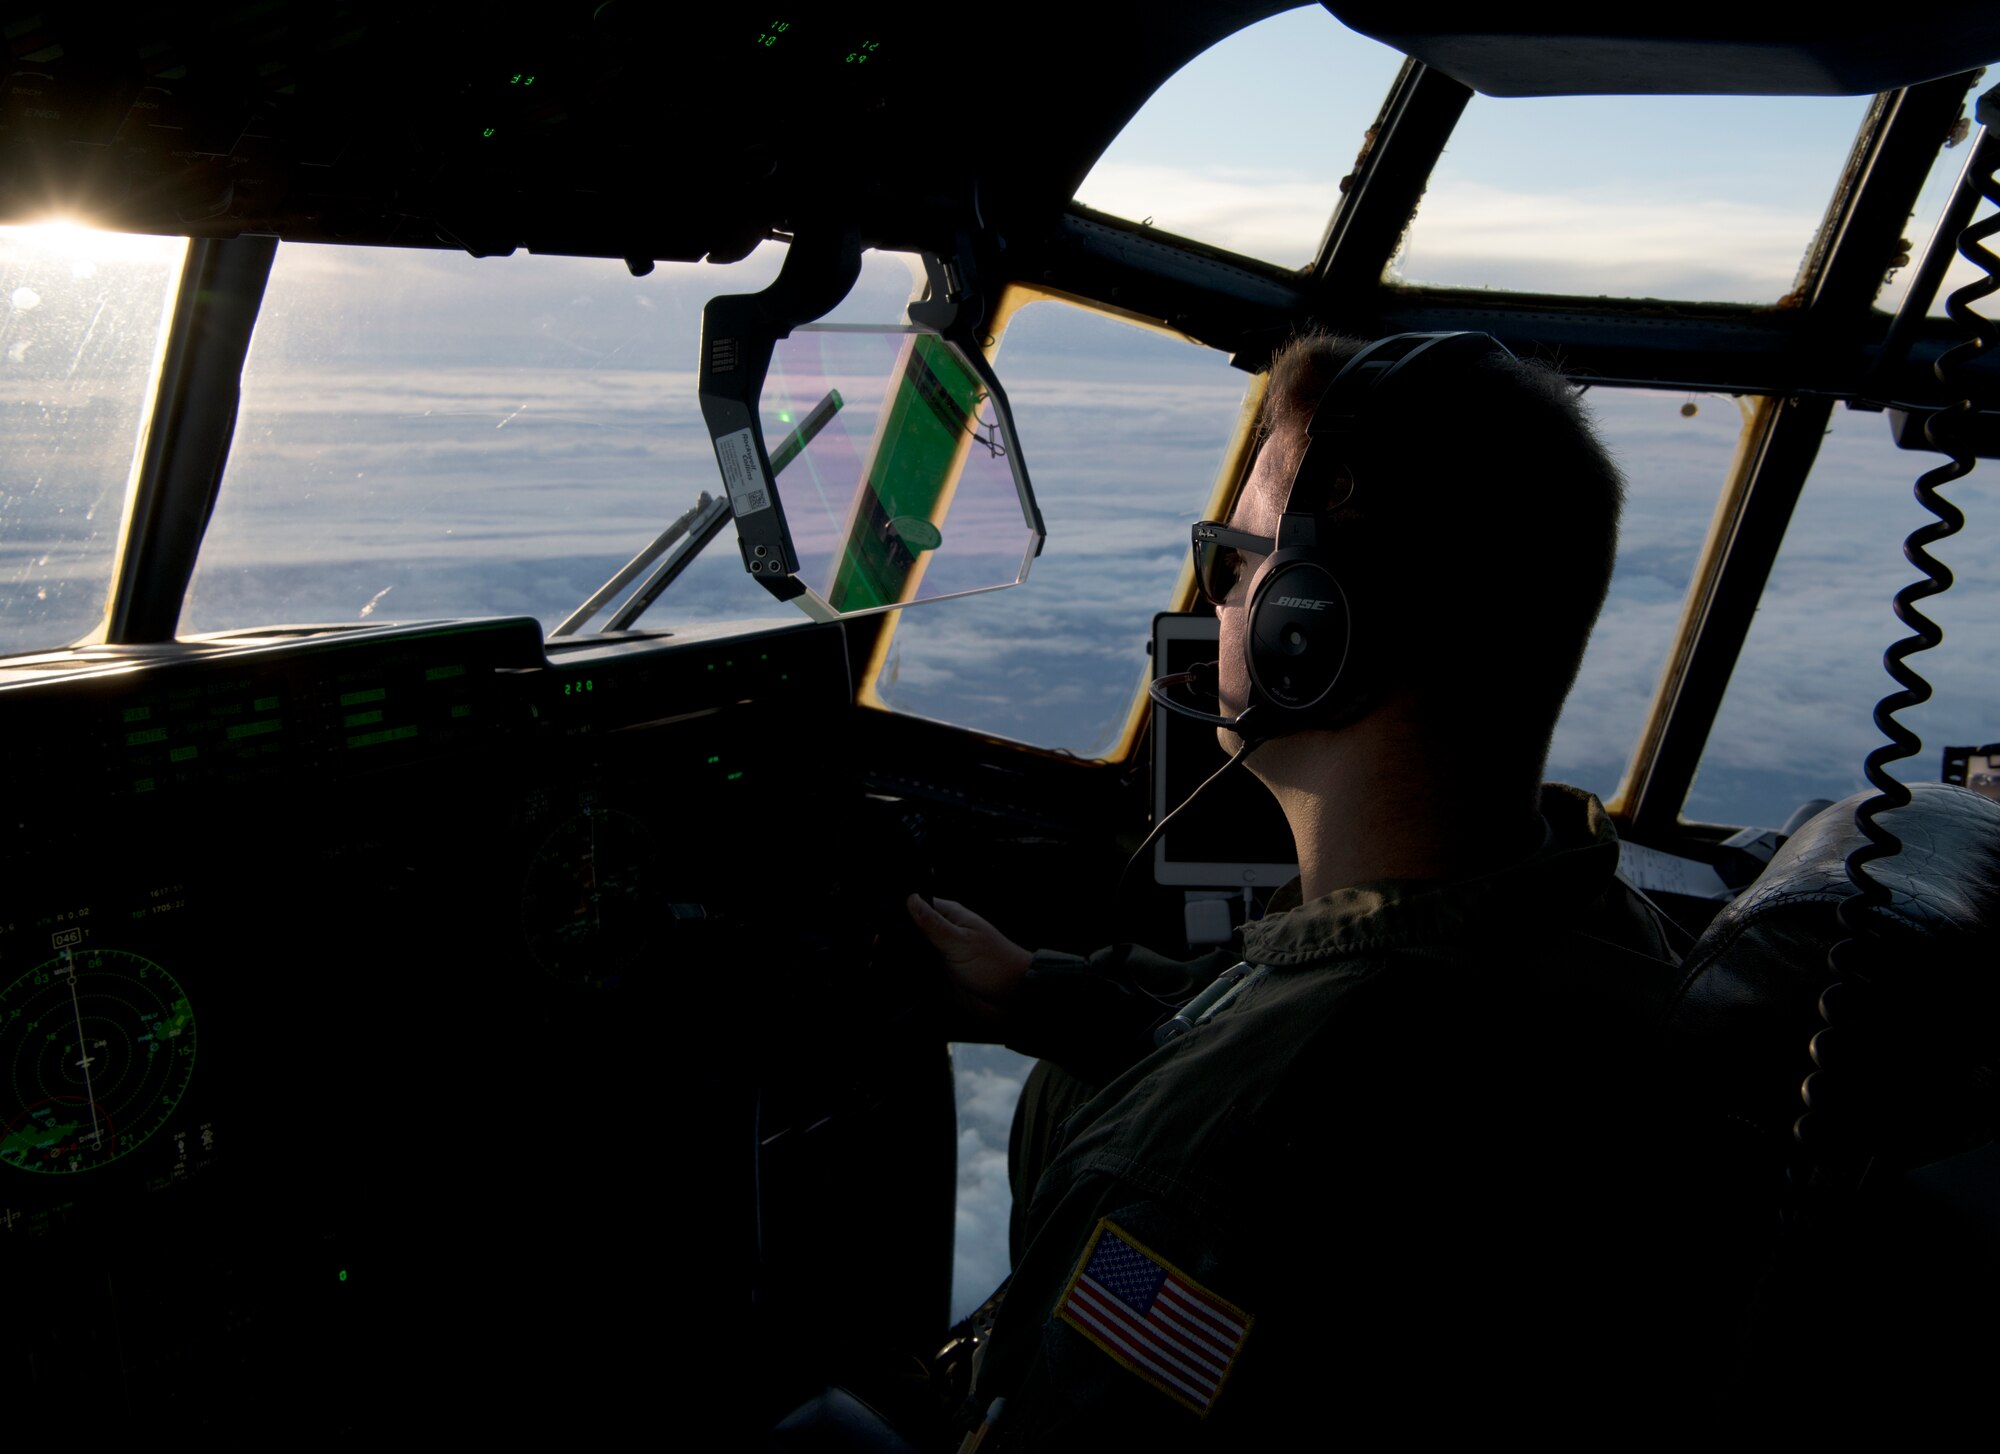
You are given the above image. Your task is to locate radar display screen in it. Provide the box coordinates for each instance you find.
[1,944,196,1175]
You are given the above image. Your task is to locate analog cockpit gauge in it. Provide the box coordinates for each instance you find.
[520,807,662,989]
[1,947,197,1175]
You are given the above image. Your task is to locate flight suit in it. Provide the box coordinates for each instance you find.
[971,785,1688,1448]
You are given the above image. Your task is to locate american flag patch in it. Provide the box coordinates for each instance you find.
[1055,1219,1252,1415]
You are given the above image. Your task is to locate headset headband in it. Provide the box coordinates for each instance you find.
[1282,331,1511,515]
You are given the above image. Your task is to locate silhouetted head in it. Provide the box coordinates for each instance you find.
[1229,330,1624,777]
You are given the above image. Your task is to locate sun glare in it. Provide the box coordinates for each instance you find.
[0,218,188,268]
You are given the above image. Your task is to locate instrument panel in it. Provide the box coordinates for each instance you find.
[0,616,901,1431]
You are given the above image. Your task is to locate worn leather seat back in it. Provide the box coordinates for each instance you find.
[1664,781,2000,1155]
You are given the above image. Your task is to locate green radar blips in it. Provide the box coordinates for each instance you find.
[0,948,197,1175]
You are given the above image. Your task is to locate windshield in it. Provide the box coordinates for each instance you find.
[0,224,187,657]
[182,242,972,640]
[184,243,796,639]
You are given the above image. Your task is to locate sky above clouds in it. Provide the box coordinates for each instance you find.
[1075,6,1880,300]
[4,4,1998,1322]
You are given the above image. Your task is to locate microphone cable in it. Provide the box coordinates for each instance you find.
[1114,735,1261,918]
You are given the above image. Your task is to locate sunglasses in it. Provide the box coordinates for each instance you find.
[1190,520,1276,607]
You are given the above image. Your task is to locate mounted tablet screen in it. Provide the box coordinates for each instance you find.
[1152,613,1299,888]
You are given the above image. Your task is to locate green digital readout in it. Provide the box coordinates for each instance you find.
[757,19,790,47]
[116,676,292,792]
[347,723,419,750]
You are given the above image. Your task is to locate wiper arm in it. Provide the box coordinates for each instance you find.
[552,388,843,638]
[602,493,734,632]
[551,492,729,637]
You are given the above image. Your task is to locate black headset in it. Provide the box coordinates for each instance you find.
[1233,331,1514,738]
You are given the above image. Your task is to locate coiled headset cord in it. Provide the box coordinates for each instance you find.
[1797,84,1999,1193]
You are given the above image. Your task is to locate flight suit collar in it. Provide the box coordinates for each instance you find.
[1239,783,1619,967]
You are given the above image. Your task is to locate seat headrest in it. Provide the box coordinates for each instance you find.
[1663,782,2000,1145]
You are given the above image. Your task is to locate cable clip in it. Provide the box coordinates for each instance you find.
[1153,962,1266,1047]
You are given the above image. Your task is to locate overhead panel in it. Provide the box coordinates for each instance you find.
[0,3,1299,262]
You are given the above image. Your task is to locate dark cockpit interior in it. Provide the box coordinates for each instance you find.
[2,3,1997,1435]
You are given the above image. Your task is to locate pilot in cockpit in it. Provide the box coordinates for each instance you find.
[899,331,1693,1448]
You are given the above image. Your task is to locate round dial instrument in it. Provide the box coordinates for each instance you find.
[520,807,661,989]
[0,948,197,1175]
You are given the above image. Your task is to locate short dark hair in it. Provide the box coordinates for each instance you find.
[1255,331,1624,770]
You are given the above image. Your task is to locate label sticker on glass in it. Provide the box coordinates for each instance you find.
[715,427,772,516]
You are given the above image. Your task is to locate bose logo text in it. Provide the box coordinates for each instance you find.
[1272,596,1329,610]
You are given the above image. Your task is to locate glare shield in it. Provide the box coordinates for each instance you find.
[747,325,1041,618]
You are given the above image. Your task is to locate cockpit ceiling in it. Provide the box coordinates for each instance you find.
[2,4,1995,263]
[0,1,1296,259]
[1329,7,2000,98]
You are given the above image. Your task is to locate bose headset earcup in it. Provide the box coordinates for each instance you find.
[1246,522,1353,714]
[1238,330,1510,734]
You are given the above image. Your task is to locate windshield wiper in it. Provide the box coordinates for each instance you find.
[552,388,843,637]
[766,387,844,474]
[550,492,731,637]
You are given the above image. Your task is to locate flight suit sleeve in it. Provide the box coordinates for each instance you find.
[971,1172,1262,1453]
[1002,943,1239,1086]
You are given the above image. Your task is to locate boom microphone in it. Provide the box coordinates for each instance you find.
[1148,660,1263,738]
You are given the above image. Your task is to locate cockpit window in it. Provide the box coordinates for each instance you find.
[864,294,1252,757]
[0,224,186,657]
[1545,389,1760,804]
[184,242,828,639]
[1391,92,1874,301]
[1073,5,1405,268]
[186,243,783,637]
[183,243,972,641]
[1684,402,1999,829]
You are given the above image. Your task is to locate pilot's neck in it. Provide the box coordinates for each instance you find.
[1250,696,1545,902]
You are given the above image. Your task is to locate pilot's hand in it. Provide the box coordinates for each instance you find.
[906,894,1033,1040]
